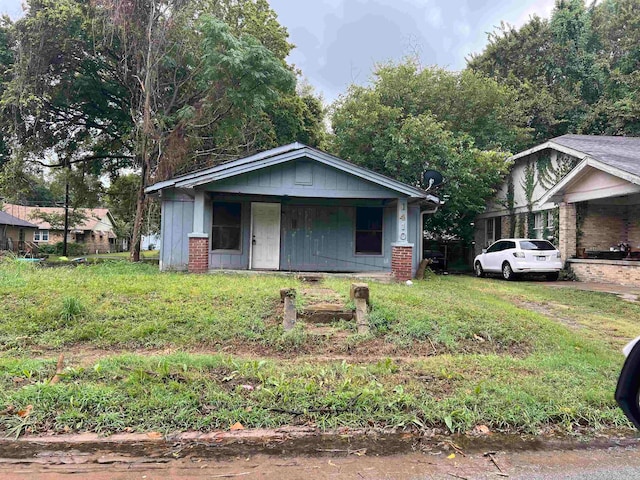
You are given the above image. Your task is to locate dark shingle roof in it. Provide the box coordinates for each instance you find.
[552,134,640,178]
[0,210,37,228]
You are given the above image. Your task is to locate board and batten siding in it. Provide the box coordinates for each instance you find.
[279,203,395,272]
[160,191,194,271]
[160,194,422,273]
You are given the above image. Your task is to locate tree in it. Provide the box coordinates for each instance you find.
[468,0,640,142]
[0,16,13,170]
[330,59,514,242]
[105,174,144,245]
[29,208,88,230]
[3,0,322,261]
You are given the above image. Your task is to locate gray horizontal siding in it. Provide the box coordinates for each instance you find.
[162,191,423,275]
[204,159,401,199]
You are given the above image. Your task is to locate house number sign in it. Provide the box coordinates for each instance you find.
[398,199,407,242]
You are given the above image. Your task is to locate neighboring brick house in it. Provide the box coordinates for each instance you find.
[2,204,118,254]
[475,135,640,286]
[0,210,38,254]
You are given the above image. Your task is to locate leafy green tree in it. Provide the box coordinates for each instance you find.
[368,61,530,152]
[468,0,640,142]
[0,17,13,170]
[2,0,323,261]
[330,59,514,242]
[28,208,88,230]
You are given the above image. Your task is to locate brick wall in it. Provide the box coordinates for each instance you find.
[391,245,413,281]
[579,203,627,250]
[628,204,640,248]
[33,230,113,253]
[82,234,112,254]
[188,236,209,273]
[569,260,640,287]
[559,203,576,262]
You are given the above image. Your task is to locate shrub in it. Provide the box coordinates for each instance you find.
[37,244,57,255]
[45,242,86,256]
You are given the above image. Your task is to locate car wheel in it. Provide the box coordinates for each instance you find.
[502,262,517,281]
[546,272,559,281]
[475,262,485,278]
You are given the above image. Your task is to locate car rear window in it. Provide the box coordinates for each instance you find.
[519,240,556,251]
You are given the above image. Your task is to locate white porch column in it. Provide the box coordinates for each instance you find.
[191,189,207,235]
[188,189,209,273]
[391,198,413,281]
[396,198,409,244]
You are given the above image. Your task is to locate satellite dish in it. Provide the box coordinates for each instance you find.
[423,170,444,190]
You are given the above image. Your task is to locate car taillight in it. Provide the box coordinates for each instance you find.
[556,252,562,259]
[513,252,525,258]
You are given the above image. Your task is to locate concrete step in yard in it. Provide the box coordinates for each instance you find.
[299,302,354,323]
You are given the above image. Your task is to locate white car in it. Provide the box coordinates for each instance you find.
[474,238,563,281]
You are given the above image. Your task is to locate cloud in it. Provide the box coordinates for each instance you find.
[425,6,444,29]
[513,0,556,27]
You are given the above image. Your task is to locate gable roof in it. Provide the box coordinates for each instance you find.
[552,135,640,178]
[0,210,37,228]
[517,135,640,205]
[510,134,640,179]
[145,143,439,202]
[2,204,115,231]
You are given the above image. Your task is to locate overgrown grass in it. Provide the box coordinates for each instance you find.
[0,259,635,435]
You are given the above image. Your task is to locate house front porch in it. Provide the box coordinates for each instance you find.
[183,190,423,280]
[545,163,640,286]
[150,144,440,281]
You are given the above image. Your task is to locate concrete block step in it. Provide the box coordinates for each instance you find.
[300,303,354,323]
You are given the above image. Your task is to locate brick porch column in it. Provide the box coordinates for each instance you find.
[558,202,576,264]
[187,189,209,273]
[391,244,413,281]
[391,198,414,281]
[188,234,209,273]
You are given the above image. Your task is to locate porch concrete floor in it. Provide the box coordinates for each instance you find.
[206,269,395,283]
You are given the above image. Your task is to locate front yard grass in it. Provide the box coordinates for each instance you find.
[0,259,634,436]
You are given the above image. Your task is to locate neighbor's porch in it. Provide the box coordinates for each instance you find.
[559,194,640,287]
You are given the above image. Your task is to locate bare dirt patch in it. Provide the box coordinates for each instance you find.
[514,299,584,330]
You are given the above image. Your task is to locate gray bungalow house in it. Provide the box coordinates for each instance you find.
[146,143,440,280]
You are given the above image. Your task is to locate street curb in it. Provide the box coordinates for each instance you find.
[1,428,639,461]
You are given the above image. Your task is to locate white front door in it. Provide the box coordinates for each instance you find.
[251,203,281,270]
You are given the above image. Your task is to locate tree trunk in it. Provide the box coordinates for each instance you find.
[129,1,156,263]
[62,162,70,257]
[129,163,147,262]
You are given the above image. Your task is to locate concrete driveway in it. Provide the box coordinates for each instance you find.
[544,280,640,302]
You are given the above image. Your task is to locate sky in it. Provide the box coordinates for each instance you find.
[1,0,558,102]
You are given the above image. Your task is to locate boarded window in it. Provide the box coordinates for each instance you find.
[355,207,383,255]
[295,163,313,185]
[212,202,242,251]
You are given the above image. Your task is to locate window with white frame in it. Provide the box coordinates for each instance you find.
[33,229,49,242]
[533,212,544,239]
[485,217,501,246]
